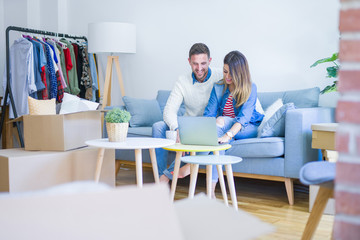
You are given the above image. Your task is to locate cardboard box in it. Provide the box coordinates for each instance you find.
[0,147,115,192]
[20,111,101,151]
[311,123,337,151]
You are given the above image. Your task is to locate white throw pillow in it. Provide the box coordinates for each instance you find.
[257,98,283,137]
[255,98,264,115]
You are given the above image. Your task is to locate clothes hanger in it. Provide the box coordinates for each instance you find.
[21,32,33,40]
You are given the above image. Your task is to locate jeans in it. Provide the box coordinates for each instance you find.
[162,151,220,182]
[152,121,219,182]
[152,121,169,178]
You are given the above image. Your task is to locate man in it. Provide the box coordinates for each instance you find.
[152,43,222,184]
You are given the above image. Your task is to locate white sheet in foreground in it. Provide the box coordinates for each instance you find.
[174,194,275,240]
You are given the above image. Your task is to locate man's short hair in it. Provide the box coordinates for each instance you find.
[189,43,210,59]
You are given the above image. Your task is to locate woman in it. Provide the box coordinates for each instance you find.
[177,51,264,197]
[204,50,264,142]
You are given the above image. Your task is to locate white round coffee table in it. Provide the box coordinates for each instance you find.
[86,137,175,187]
[181,155,242,210]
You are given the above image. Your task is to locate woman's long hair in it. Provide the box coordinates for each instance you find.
[222,51,252,108]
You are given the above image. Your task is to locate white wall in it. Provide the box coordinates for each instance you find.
[1,0,340,106]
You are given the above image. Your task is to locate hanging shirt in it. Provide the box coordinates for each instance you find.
[75,43,86,98]
[47,39,67,89]
[88,53,98,102]
[63,47,72,91]
[42,41,58,99]
[60,39,80,95]
[78,45,92,100]
[56,43,69,89]
[31,39,49,99]
[40,65,48,99]
[30,39,47,99]
[2,38,36,118]
[29,40,44,99]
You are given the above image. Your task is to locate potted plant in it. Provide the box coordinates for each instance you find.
[105,108,131,142]
[310,52,339,94]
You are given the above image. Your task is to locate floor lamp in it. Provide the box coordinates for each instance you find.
[88,22,136,109]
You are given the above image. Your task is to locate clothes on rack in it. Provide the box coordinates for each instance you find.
[3,38,36,118]
[3,35,99,118]
[89,53,99,102]
[60,38,80,96]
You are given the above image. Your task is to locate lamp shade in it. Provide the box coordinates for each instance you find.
[88,22,136,53]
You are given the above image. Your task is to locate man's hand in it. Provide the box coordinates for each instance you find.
[218,134,231,143]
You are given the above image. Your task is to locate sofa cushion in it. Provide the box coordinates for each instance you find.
[260,102,296,138]
[283,87,319,108]
[123,96,163,127]
[156,90,185,116]
[258,87,319,109]
[127,127,152,137]
[226,137,284,158]
[257,92,284,110]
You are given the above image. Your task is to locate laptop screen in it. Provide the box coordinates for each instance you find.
[178,116,219,146]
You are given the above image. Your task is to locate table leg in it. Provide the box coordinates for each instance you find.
[188,163,199,198]
[170,151,182,202]
[213,150,228,205]
[216,165,228,206]
[225,164,238,211]
[94,148,105,183]
[134,149,143,188]
[149,148,159,184]
[302,187,333,240]
[206,165,212,198]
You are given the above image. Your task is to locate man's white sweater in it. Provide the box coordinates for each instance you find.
[163,68,223,130]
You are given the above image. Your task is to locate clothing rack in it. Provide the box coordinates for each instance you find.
[0,26,88,147]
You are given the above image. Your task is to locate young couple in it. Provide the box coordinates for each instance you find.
[152,43,264,197]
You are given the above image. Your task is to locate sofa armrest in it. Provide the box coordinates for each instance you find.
[284,107,335,178]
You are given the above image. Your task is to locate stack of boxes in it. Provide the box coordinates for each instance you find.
[0,111,115,193]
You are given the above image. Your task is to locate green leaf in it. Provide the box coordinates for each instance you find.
[105,108,131,123]
[326,66,339,78]
[320,83,337,94]
[310,53,338,68]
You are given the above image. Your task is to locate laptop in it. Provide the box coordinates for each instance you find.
[178,116,219,146]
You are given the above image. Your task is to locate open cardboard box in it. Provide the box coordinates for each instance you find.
[9,111,101,151]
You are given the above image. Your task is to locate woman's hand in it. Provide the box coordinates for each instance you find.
[218,134,231,143]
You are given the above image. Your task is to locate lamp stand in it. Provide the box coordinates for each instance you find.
[101,55,126,110]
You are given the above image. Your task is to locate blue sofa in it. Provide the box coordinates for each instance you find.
[105,87,335,205]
